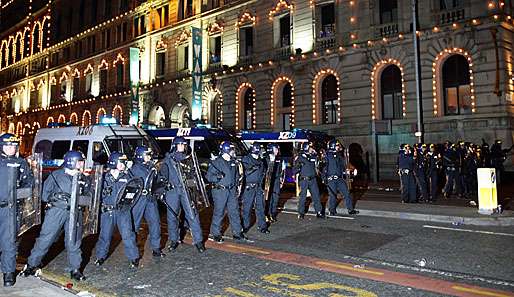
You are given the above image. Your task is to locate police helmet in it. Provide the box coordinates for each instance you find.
[267,143,279,153]
[63,151,85,170]
[302,142,313,152]
[250,143,262,155]
[327,140,341,152]
[399,143,407,151]
[421,143,427,149]
[219,141,235,155]
[134,146,152,163]
[0,133,20,147]
[429,143,436,149]
[107,152,128,169]
[173,136,188,146]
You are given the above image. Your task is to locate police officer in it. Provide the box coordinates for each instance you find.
[398,144,416,203]
[294,142,323,219]
[130,146,165,258]
[94,152,140,268]
[456,141,467,197]
[322,140,357,216]
[413,144,429,202]
[427,144,442,202]
[265,143,283,223]
[241,143,269,234]
[207,141,246,242]
[0,134,33,286]
[442,143,459,199]
[159,137,205,253]
[21,151,86,281]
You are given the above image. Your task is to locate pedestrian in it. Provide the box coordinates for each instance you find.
[207,141,246,243]
[94,152,140,268]
[130,146,165,258]
[264,143,284,223]
[241,143,269,234]
[322,140,358,215]
[159,137,205,253]
[0,134,34,286]
[295,142,323,219]
[21,151,87,281]
[397,144,416,203]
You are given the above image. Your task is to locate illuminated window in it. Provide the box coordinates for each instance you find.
[60,80,67,100]
[321,75,338,124]
[379,0,398,24]
[243,88,254,130]
[442,55,471,115]
[209,35,222,65]
[134,16,146,36]
[278,14,291,47]
[177,44,189,71]
[239,27,254,61]
[179,0,193,20]
[381,65,403,120]
[85,73,93,96]
[156,51,166,76]
[316,3,335,38]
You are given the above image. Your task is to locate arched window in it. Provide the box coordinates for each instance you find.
[282,82,293,108]
[15,35,22,62]
[96,108,106,123]
[381,65,403,120]
[32,23,41,54]
[321,75,338,124]
[442,55,471,115]
[243,88,254,130]
[1,44,6,68]
[7,40,13,65]
[112,105,123,123]
[82,111,92,126]
[70,113,78,125]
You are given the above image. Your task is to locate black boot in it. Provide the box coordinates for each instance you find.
[130,259,139,268]
[152,249,166,258]
[348,209,359,215]
[233,233,248,241]
[195,242,206,253]
[20,265,38,277]
[259,228,270,234]
[70,269,86,281]
[316,212,326,219]
[94,258,106,266]
[3,273,15,287]
[329,210,337,216]
[298,214,305,220]
[210,235,224,243]
[167,241,179,252]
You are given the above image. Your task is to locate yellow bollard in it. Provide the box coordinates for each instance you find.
[477,168,498,215]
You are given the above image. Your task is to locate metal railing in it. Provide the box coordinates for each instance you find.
[438,8,465,24]
[374,22,399,38]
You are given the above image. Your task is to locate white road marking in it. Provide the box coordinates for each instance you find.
[280,210,355,220]
[423,225,514,237]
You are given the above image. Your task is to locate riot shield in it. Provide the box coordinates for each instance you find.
[116,176,144,208]
[67,173,81,248]
[263,158,274,201]
[179,153,210,210]
[82,165,103,236]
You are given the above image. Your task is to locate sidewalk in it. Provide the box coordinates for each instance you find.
[0,274,77,297]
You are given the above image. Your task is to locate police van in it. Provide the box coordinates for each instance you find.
[145,127,247,162]
[239,129,333,184]
[33,123,159,173]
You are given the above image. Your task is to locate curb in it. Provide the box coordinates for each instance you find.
[282,199,514,226]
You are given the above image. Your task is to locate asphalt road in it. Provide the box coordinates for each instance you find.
[8,205,514,297]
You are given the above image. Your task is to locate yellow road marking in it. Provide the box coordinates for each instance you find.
[225,287,262,297]
[315,261,385,276]
[225,244,271,255]
[452,286,514,297]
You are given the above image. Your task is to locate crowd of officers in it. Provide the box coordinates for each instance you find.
[397,140,513,203]
[0,133,357,287]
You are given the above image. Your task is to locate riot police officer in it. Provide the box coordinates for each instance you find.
[0,134,33,286]
[442,143,459,199]
[265,143,283,223]
[294,142,323,219]
[398,144,416,203]
[130,146,165,257]
[21,151,86,281]
[207,141,246,242]
[427,144,442,202]
[159,137,205,253]
[413,144,429,202]
[94,152,140,268]
[241,143,269,234]
[322,140,357,215]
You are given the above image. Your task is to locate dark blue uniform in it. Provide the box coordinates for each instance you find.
[241,155,267,232]
[398,152,417,203]
[442,148,459,197]
[295,153,322,215]
[206,156,243,237]
[0,154,33,274]
[414,151,429,202]
[322,151,353,213]
[27,169,85,272]
[130,162,161,252]
[95,171,139,262]
[427,151,441,201]
[265,155,283,220]
[159,152,203,245]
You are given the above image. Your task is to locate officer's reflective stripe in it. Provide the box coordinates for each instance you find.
[7,163,20,167]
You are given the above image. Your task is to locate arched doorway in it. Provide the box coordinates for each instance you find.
[271,77,294,131]
[442,54,471,115]
[112,105,123,123]
[148,105,166,128]
[82,110,91,126]
[170,99,191,128]
[321,75,338,124]
[380,65,403,120]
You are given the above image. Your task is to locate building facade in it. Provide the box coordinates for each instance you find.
[0,0,513,179]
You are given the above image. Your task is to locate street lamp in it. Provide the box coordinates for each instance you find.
[412,0,424,143]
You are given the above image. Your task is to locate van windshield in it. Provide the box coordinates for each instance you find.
[105,137,160,157]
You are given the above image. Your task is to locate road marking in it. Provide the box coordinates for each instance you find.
[452,285,514,297]
[225,244,271,255]
[281,210,355,220]
[423,225,514,237]
[315,261,385,276]
[225,287,261,297]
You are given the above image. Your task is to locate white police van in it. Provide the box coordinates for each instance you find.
[33,123,159,173]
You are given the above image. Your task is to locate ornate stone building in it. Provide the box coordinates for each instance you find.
[0,0,513,178]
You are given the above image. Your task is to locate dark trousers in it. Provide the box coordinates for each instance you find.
[165,189,203,245]
[0,208,17,273]
[414,170,429,201]
[400,173,417,203]
[327,179,353,212]
[298,178,322,214]
[131,196,161,251]
[242,186,267,230]
[95,209,139,261]
[209,188,242,237]
[429,171,439,201]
